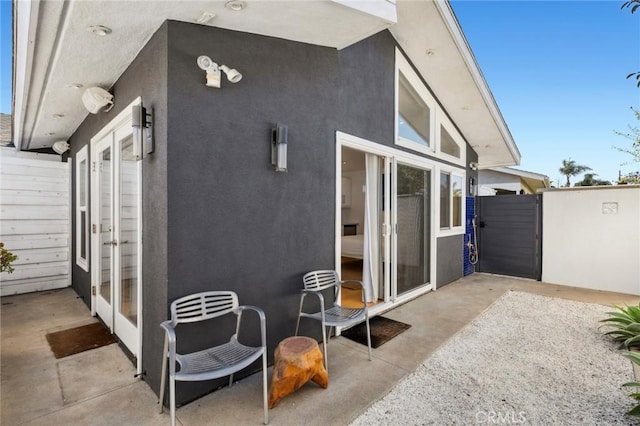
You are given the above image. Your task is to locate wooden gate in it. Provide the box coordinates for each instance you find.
[476,194,542,280]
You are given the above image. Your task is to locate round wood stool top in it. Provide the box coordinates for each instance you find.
[277,336,317,358]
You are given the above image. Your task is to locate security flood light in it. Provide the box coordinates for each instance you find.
[197,56,242,88]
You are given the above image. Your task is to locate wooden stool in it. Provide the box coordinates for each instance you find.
[268,336,328,408]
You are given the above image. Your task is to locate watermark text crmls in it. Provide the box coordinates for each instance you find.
[475,410,527,424]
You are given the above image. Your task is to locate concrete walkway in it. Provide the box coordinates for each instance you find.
[2,274,638,425]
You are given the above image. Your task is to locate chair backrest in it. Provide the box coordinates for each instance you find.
[170,291,239,325]
[302,270,339,292]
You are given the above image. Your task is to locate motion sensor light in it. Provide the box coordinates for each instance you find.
[197,56,242,88]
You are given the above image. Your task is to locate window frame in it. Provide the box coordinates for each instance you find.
[395,50,467,168]
[436,110,466,167]
[438,165,465,236]
[395,52,437,155]
[75,145,89,271]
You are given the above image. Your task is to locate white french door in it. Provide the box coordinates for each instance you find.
[91,120,142,359]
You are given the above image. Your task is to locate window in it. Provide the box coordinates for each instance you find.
[440,171,464,231]
[398,73,431,148]
[76,146,89,271]
[395,50,466,166]
[395,52,436,154]
[440,125,460,159]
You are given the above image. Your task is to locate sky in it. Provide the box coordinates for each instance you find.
[0,0,10,114]
[451,0,640,185]
[0,1,638,184]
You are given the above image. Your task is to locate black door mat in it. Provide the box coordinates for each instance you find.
[46,322,117,359]
[340,316,411,348]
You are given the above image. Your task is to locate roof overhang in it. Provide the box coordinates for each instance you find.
[13,0,520,168]
[491,166,551,191]
[390,1,521,167]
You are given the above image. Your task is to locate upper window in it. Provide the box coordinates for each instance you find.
[398,73,431,148]
[395,52,436,154]
[440,125,460,159]
[76,146,89,271]
[395,50,466,167]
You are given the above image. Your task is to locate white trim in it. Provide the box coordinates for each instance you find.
[395,49,467,167]
[436,109,466,167]
[75,146,89,271]
[336,131,437,308]
[89,97,143,374]
[395,51,436,155]
[13,0,40,151]
[437,164,466,237]
[433,1,521,164]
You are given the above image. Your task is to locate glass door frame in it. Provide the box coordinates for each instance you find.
[336,131,436,315]
[90,98,143,374]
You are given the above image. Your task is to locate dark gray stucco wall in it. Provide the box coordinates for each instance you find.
[434,145,479,288]
[436,234,464,287]
[163,22,395,404]
[68,23,169,388]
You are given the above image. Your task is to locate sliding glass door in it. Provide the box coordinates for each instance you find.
[395,163,430,295]
[340,141,432,307]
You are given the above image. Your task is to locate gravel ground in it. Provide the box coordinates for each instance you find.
[352,291,639,425]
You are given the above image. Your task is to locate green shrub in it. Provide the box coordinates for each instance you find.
[0,242,18,274]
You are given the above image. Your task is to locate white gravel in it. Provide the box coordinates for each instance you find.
[351,291,639,425]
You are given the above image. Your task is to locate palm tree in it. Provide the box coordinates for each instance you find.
[559,159,591,187]
[574,173,611,186]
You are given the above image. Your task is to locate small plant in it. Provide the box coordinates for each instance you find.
[600,304,640,349]
[0,242,18,274]
[622,351,640,416]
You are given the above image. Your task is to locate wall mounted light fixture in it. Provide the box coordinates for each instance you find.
[52,141,70,155]
[197,56,242,88]
[271,124,288,172]
[132,104,154,159]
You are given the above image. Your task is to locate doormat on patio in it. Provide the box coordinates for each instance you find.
[341,316,411,348]
[46,322,117,359]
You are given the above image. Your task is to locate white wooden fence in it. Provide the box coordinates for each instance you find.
[0,148,71,295]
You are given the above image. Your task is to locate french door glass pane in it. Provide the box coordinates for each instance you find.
[440,172,450,229]
[396,164,430,294]
[99,148,112,303]
[452,175,463,227]
[119,135,138,325]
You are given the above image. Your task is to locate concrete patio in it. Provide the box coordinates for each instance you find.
[2,273,638,425]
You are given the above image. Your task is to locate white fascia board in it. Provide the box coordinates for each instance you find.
[434,0,521,166]
[493,166,550,185]
[13,0,40,152]
[332,0,397,24]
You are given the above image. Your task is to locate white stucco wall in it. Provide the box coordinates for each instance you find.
[542,186,640,295]
[478,169,520,193]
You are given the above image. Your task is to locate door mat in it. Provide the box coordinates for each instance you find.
[46,322,117,359]
[341,316,411,348]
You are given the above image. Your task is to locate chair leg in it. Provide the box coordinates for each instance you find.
[159,336,168,414]
[294,297,304,336]
[262,351,269,425]
[365,315,372,361]
[321,324,329,373]
[170,376,176,426]
[229,374,234,388]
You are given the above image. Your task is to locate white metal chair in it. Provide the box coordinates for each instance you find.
[159,291,268,425]
[295,270,372,372]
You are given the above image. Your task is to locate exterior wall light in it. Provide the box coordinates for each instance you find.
[82,87,114,114]
[197,56,242,88]
[271,124,288,172]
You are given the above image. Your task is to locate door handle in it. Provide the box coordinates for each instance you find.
[103,240,118,246]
